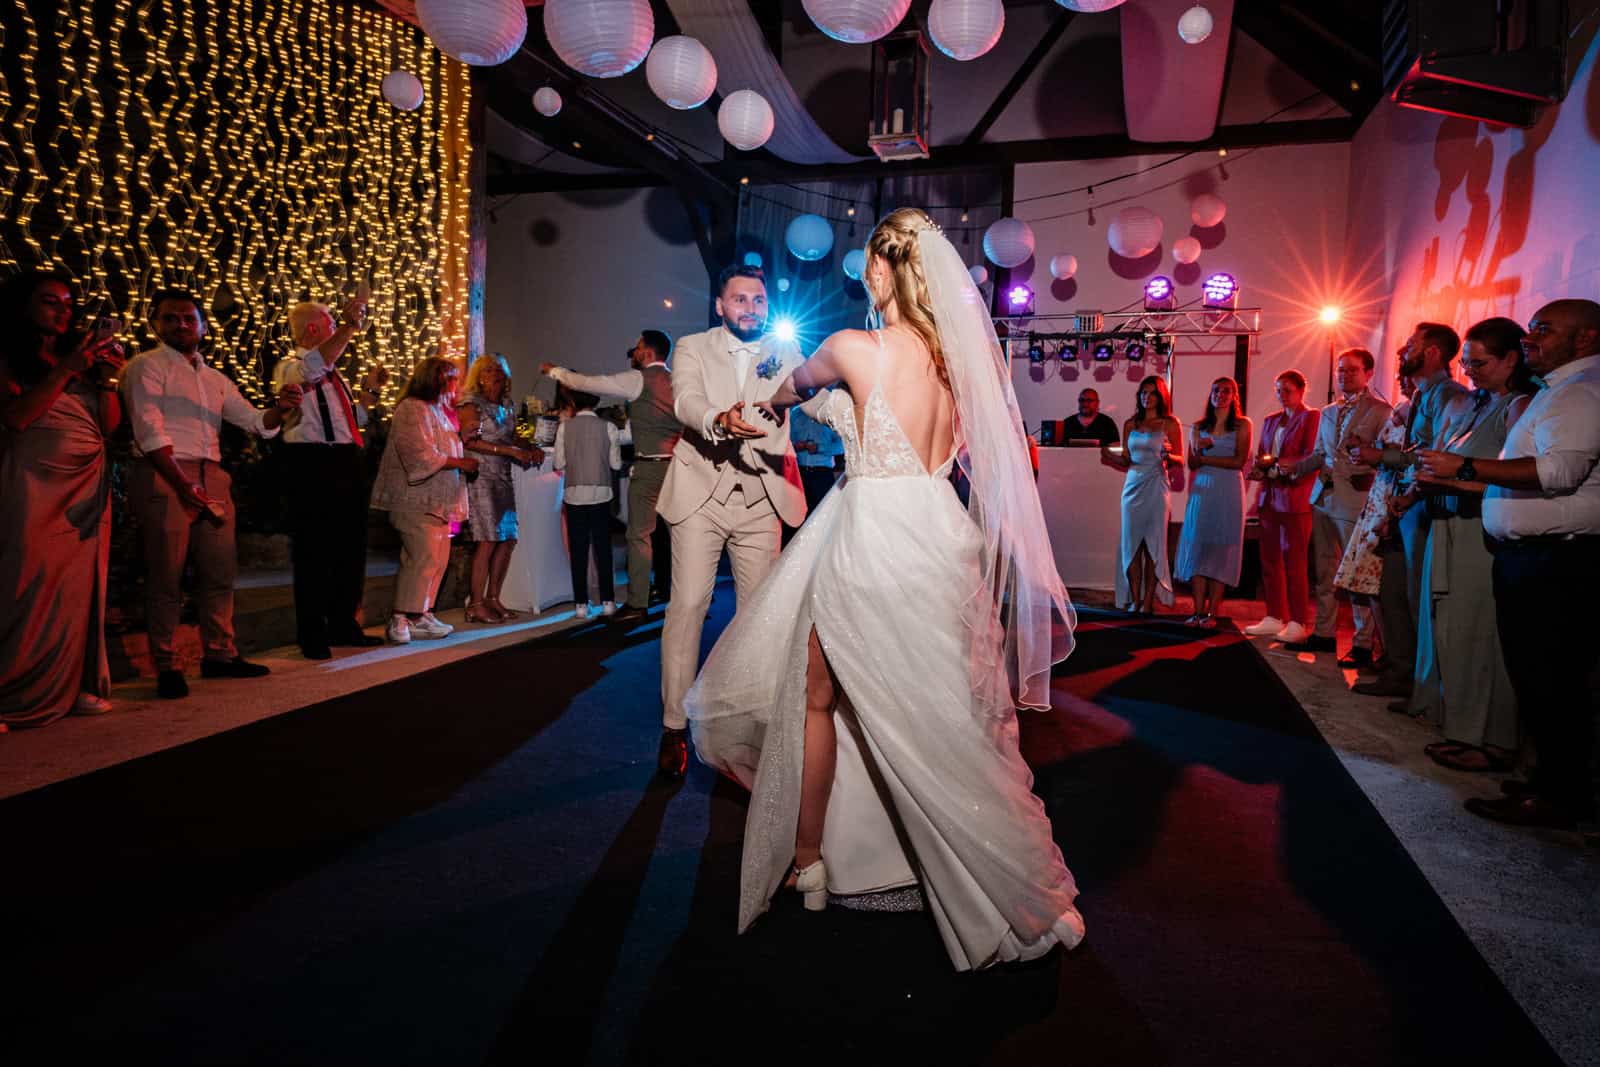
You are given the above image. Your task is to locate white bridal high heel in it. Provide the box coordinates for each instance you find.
[791,860,827,911]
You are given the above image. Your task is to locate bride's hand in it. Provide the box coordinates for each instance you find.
[752,401,785,427]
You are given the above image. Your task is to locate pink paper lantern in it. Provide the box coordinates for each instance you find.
[1191,193,1227,228]
[1107,206,1163,259]
[1172,236,1202,265]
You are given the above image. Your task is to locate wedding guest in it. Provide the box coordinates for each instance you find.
[1405,318,1535,770]
[1334,374,1417,670]
[787,400,844,513]
[553,388,622,618]
[272,296,381,660]
[1062,387,1120,446]
[542,330,679,622]
[458,352,542,623]
[370,356,477,644]
[1244,370,1320,643]
[1103,375,1182,614]
[122,289,298,699]
[1419,300,1600,829]
[355,363,389,430]
[1350,323,1467,699]
[1175,377,1251,627]
[0,271,125,728]
[1284,349,1392,659]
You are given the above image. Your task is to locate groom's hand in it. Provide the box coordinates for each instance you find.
[716,402,766,440]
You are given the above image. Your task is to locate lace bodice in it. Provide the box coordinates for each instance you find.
[823,363,954,482]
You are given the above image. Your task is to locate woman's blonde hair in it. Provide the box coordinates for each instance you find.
[865,207,950,390]
[462,351,513,406]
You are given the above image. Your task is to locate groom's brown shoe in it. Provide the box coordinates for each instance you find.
[657,728,688,779]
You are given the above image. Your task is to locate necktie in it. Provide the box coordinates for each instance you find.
[312,367,364,447]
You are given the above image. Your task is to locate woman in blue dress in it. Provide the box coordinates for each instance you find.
[1175,377,1253,627]
[1103,375,1184,614]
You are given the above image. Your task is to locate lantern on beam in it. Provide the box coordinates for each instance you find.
[868,31,931,162]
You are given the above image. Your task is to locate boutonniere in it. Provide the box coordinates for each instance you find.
[755,353,784,380]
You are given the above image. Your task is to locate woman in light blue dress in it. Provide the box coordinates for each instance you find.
[1103,375,1183,614]
[1175,377,1253,627]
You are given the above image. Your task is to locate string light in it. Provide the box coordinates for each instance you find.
[0,0,473,402]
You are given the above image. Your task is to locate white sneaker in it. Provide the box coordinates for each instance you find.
[386,614,411,644]
[71,691,113,716]
[411,613,453,639]
[575,602,591,619]
[1243,616,1284,637]
[1276,621,1310,644]
[601,601,617,617]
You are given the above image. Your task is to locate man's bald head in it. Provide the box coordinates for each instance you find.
[1523,299,1600,375]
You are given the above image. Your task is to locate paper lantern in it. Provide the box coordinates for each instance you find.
[645,35,716,110]
[743,251,763,267]
[718,90,775,151]
[417,0,527,66]
[544,0,655,78]
[533,86,562,117]
[1107,206,1163,259]
[983,217,1034,268]
[1173,236,1202,265]
[786,214,834,262]
[1049,254,1078,280]
[802,0,913,44]
[842,249,866,280]
[928,0,1004,61]
[381,70,424,111]
[1178,5,1214,45]
[1191,193,1227,228]
[777,278,791,292]
[969,264,988,286]
[1052,0,1128,11]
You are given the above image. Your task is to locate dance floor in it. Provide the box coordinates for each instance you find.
[1,592,1558,1065]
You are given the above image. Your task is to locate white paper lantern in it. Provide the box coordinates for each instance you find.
[718,90,775,151]
[802,0,913,44]
[842,249,867,280]
[381,70,425,111]
[786,214,834,262]
[928,0,1004,61]
[743,251,763,267]
[777,278,791,292]
[533,86,562,117]
[417,0,527,66]
[544,0,654,78]
[645,36,716,110]
[1107,206,1163,259]
[1178,5,1214,44]
[983,217,1034,268]
[1173,236,1202,265]
[1049,254,1078,280]
[1053,0,1129,11]
[1191,192,1227,228]
[969,264,988,286]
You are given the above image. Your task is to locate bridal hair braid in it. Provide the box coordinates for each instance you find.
[866,208,950,390]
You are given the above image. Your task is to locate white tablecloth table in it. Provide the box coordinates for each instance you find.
[500,468,572,613]
[1037,446,1189,592]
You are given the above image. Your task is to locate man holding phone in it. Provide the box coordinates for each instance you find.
[121,288,301,699]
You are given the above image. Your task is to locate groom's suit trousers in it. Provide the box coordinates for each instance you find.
[660,486,780,730]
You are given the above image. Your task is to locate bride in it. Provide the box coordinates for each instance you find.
[684,208,1084,971]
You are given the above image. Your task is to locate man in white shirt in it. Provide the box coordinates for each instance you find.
[121,289,301,699]
[1419,298,1600,830]
[272,296,381,660]
[552,389,624,617]
[542,328,679,622]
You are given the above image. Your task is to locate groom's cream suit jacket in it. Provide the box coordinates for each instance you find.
[660,326,826,528]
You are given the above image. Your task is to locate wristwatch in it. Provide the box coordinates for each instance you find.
[1456,457,1477,481]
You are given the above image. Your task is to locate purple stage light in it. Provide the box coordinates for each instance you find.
[1143,275,1176,312]
[1202,271,1239,309]
[1006,282,1035,314]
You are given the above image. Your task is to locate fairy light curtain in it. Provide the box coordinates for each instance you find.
[0,0,473,402]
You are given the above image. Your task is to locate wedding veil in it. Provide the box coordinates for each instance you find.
[917,225,1076,714]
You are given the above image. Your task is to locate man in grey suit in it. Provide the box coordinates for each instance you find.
[1285,348,1392,661]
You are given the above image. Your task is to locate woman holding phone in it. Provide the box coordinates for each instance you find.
[0,269,126,729]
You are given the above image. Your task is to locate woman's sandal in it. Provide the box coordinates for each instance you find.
[487,597,520,620]
[463,599,500,624]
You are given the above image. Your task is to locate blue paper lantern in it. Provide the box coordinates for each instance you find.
[785,214,834,262]
[842,248,866,280]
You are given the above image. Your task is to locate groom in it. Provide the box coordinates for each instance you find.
[655,264,824,778]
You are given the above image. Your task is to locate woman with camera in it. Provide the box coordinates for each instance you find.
[0,269,127,729]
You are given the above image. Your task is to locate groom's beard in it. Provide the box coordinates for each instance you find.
[723,316,764,343]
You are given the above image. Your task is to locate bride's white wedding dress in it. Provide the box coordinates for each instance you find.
[685,335,1083,972]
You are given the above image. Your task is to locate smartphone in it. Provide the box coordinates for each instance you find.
[92,313,123,344]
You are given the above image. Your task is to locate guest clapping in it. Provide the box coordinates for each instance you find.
[1104,375,1182,615]
[370,357,477,644]
[459,352,541,623]
[1244,370,1320,643]
[0,271,126,728]
[1174,377,1252,627]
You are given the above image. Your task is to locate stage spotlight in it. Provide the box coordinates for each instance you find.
[1153,335,1173,357]
[1202,272,1239,309]
[1092,340,1114,362]
[1027,340,1046,364]
[1061,338,1079,358]
[1320,305,1342,325]
[1006,283,1036,315]
[1143,275,1176,312]
[1125,339,1145,362]
[770,318,798,343]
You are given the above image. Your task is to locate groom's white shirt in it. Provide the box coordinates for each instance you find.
[659,325,828,528]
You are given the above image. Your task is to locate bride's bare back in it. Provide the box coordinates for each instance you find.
[823,325,956,476]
